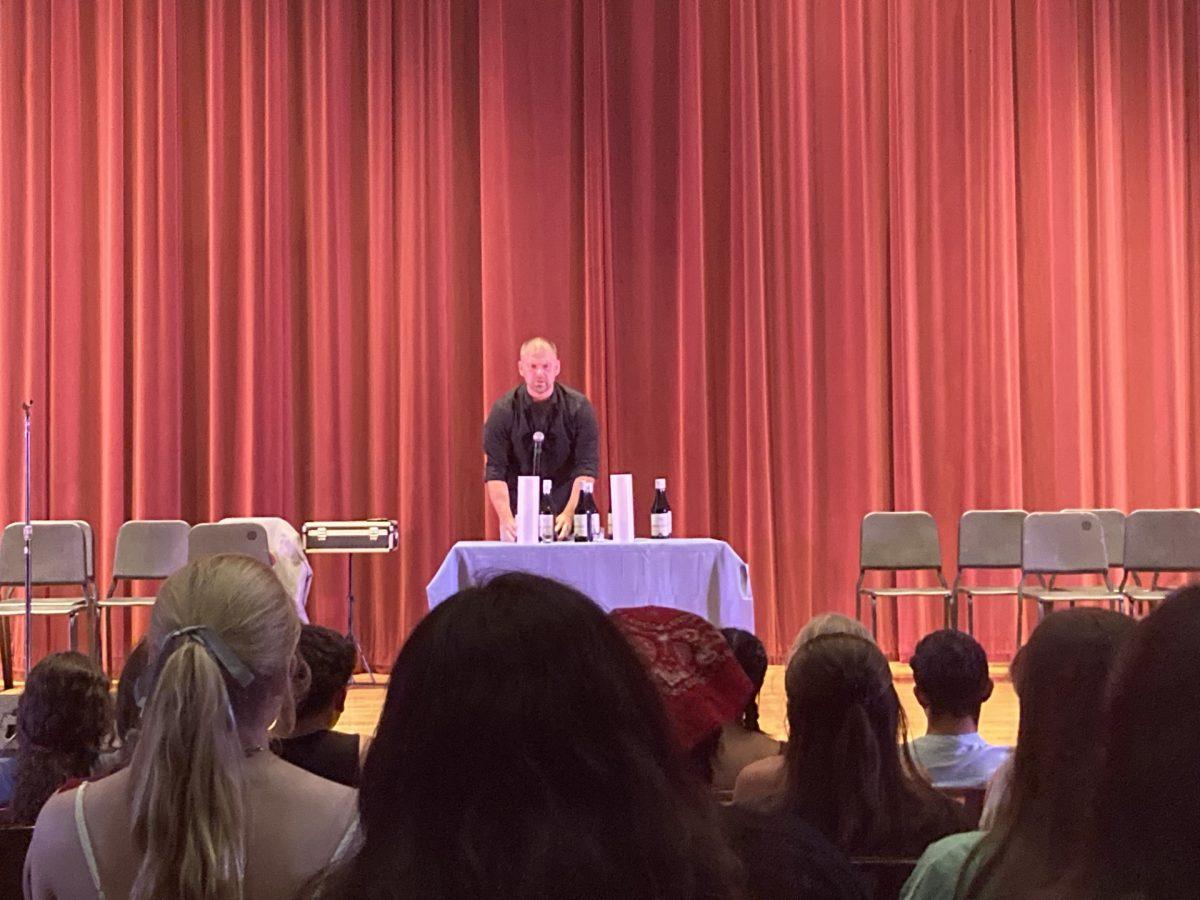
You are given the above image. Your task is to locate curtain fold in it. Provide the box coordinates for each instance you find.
[1,0,1197,671]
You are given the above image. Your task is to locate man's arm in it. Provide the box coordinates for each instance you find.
[482,400,516,540]
[554,475,594,540]
[487,480,517,541]
[555,398,601,539]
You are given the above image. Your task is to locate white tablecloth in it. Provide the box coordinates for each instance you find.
[426,538,754,630]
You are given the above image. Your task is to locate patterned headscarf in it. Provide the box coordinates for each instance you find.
[611,606,754,752]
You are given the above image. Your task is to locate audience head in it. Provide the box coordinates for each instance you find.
[611,606,753,782]
[910,629,992,725]
[342,574,739,899]
[115,639,150,746]
[721,628,769,732]
[786,612,872,665]
[1072,587,1200,897]
[783,633,959,855]
[12,651,112,825]
[294,624,356,729]
[962,607,1134,899]
[129,554,300,900]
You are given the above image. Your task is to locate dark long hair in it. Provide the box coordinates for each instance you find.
[722,628,768,732]
[1064,589,1200,898]
[335,573,741,899]
[11,651,112,824]
[959,608,1134,899]
[781,633,966,856]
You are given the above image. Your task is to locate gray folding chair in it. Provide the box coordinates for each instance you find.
[99,520,190,673]
[1118,509,1200,613]
[952,510,1027,646]
[855,512,952,640]
[1019,512,1125,620]
[1062,509,1125,569]
[188,522,271,566]
[0,522,94,689]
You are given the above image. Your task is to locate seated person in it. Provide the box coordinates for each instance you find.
[610,606,753,785]
[906,629,1010,788]
[714,628,783,793]
[1,652,112,824]
[96,639,151,776]
[276,624,364,786]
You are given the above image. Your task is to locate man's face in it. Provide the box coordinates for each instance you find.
[518,349,561,401]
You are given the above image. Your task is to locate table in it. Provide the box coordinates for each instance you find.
[426,538,754,630]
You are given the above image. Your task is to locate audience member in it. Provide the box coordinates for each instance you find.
[277,624,363,787]
[611,606,753,784]
[1,652,111,825]
[735,612,874,803]
[1063,587,1200,898]
[907,630,1009,789]
[901,608,1134,899]
[762,633,969,857]
[24,555,358,900]
[95,638,151,776]
[334,574,743,898]
[713,629,783,793]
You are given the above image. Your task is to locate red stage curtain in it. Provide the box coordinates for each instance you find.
[1,0,1197,671]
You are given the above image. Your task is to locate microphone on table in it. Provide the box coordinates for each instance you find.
[532,431,544,479]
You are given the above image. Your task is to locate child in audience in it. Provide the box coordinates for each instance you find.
[759,633,969,857]
[1063,587,1200,897]
[610,606,753,785]
[2,651,112,825]
[901,608,1134,899]
[713,628,783,793]
[906,630,1010,788]
[24,555,358,900]
[334,574,743,898]
[734,612,874,804]
[276,624,364,787]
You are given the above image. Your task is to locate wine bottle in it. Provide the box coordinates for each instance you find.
[574,483,595,542]
[539,479,555,543]
[590,489,605,542]
[650,477,672,538]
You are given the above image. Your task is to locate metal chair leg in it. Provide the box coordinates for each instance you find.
[870,594,878,639]
[0,619,12,690]
[68,613,78,652]
[967,594,975,635]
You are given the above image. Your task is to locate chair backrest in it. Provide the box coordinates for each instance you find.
[0,826,34,900]
[1122,509,1200,573]
[860,512,942,570]
[1062,508,1125,566]
[0,522,90,587]
[32,520,94,579]
[937,786,986,828]
[112,520,191,581]
[187,523,271,566]
[957,510,1027,569]
[1022,512,1109,575]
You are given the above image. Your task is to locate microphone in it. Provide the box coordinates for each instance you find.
[532,431,544,478]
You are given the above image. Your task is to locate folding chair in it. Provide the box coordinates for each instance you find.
[1062,509,1126,569]
[0,522,94,689]
[952,510,1027,646]
[1019,512,1125,621]
[99,520,190,674]
[188,522,272,566]
[1118,509,1200,614]
[855,512,952,640]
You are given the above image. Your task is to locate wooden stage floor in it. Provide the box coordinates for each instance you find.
[336,663,1019,746]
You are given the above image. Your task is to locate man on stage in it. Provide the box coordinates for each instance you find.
[484,337,599,541]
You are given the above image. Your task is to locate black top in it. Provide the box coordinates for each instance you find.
[276,729,361,788]
[483,383,600,514]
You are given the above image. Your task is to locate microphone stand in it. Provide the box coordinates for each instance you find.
[21,401,33,680]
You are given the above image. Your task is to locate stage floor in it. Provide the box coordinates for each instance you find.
[335,663,1019,746]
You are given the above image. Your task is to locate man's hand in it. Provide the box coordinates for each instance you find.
[499,516,518,542]
[554,509,574,541]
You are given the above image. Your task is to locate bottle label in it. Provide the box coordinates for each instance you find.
[651,512,672,538]
[574,513,589,539]
[539,514,555,541]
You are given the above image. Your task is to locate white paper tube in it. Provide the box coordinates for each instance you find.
[610,473,635,543]
[516,476,540,544]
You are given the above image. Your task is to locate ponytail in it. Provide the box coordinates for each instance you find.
[130,640,247,900]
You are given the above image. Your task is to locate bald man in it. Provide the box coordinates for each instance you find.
[483,338,600,540]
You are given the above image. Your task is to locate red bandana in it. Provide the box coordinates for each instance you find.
[611,606,754,752]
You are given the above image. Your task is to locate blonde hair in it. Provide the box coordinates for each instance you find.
[129,554,300,900]
[786,612,873,665]
[519,336,558,357]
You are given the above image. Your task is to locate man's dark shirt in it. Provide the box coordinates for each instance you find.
[483,382,600,514]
